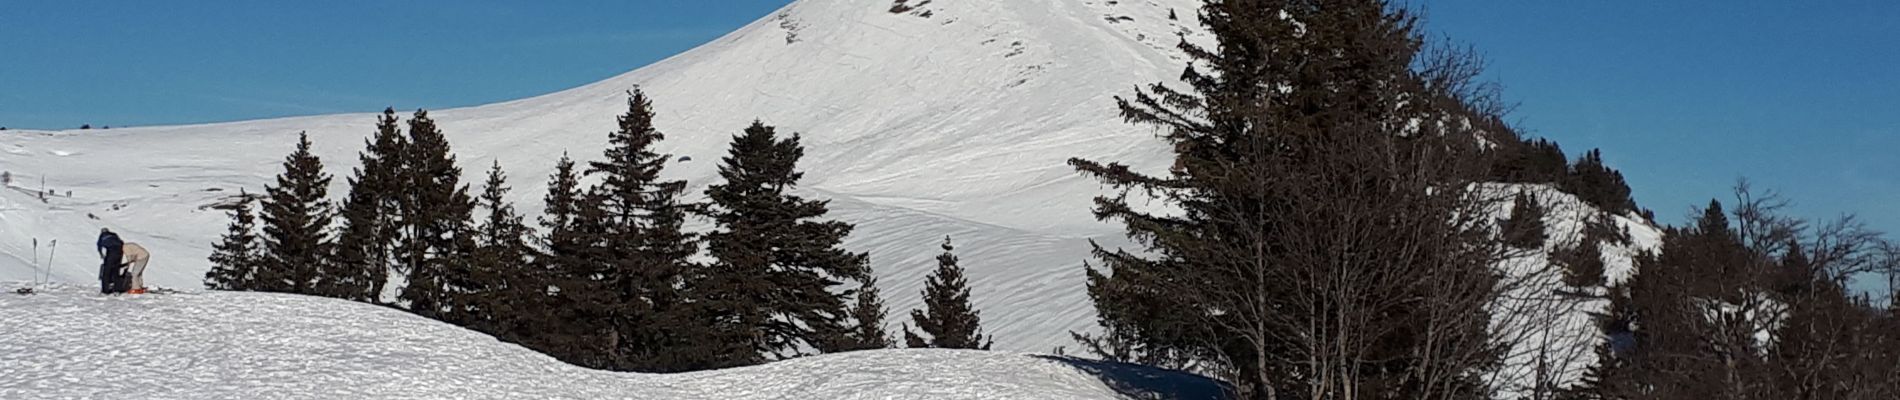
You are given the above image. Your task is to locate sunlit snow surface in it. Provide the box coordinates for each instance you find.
[0,284,1222,399]
[0,0,1210,355]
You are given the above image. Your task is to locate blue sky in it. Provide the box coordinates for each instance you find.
[1421,2,1898,252]
[0,1,790,128]
[2,2,1895,263]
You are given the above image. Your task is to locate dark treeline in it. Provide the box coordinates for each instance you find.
[1070,1,1898,400]
[204,90,995,373]
[1565,185,1900,400]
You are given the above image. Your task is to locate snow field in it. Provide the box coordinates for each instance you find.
[0,284,1223,399]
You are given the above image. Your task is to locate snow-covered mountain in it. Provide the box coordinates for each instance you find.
[0,0,1663,394]
[0,284,1223,399]
[1,0,1209,354]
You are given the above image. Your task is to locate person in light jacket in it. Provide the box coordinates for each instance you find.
[121,242,151,294]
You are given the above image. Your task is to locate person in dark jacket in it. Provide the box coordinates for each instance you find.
[97,228,125,294]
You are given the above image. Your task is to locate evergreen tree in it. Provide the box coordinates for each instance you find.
[323,108,405,302]
[1067,1,1505,397]
[466,161,539,337]
[1563,285,1637,400]
[837,274,893,351]
[903,235,992,350]
[205,190,262,290]
[540,154,584,250]
[257,132,334,294]
[1490,138,1569,184]
[1770,280,1882,400]
[1555,213,1615,289]
[582,89,703,372]
[703,120,869,362]
[393,110,477,322]
[529,154,616,368]
[1611,200,1773,398]
[1526,139,1570,183]
[1501,191,1549,249]
[1565,149,1636,215]
[1567,190,1900,399]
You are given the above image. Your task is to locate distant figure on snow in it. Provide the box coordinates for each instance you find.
[97,228,124,294]
[121,243,151,294]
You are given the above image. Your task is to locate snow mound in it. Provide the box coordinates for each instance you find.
[0,284,1224,399]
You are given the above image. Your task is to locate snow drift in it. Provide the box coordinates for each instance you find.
[0,284,1224,399]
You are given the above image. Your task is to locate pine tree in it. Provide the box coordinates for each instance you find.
[839,274,894,351]
[1501,191,1549,249]
[205,190,262,290]
[1564,285,1636,400]
[1770,280,1878,400]
[257,132,334,294]
[1067,1,1505,397]
[528,154,615,368]
[1490,138,1569,184]
[540,154,583,250]
[703,120,869,361]
[1556,214,1612,289]
[466,161,539,337]
[816,271,893,353]
[393,110,477,322]
[323,108,405,302]
[1607,199,1775,399]
[903,235,992,350]
[1565,149,1636,215]
[581,89,702,372]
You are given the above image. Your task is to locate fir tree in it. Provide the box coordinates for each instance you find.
[1565,149,1636,215]
[540,154,584,249]
[1490,138,1568,184]
[817,272,894,353]
[323,108,405,302]
[561,179,622,368]
[1606,199,1774,398]
[257,132,334,294]
[840,274,894,351]
[1556,214,1613,289]
[466,161,539,337]
[393,110,477,322]
[1501,191,1549,249]
[582,89,702,372]
[1067,1,1505,397]
[205,189,262,290]
[703,120,869,361]
[529,154,615,368]
[1564,285,1637,400]
[903,235,992,350]
[1770,280,1880,400]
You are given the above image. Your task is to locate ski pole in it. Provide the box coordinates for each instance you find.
[46,239,58,286]
[31,238,40,285]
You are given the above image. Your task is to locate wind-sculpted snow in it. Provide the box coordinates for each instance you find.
[0,284,1225,399]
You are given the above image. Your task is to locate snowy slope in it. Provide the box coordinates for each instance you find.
[0,0,1663,393]
[1479,184,1661,397]
[0,284,1224,399]
[0,0,1208,355]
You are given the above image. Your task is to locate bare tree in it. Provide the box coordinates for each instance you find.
[1574,182,1900,400]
